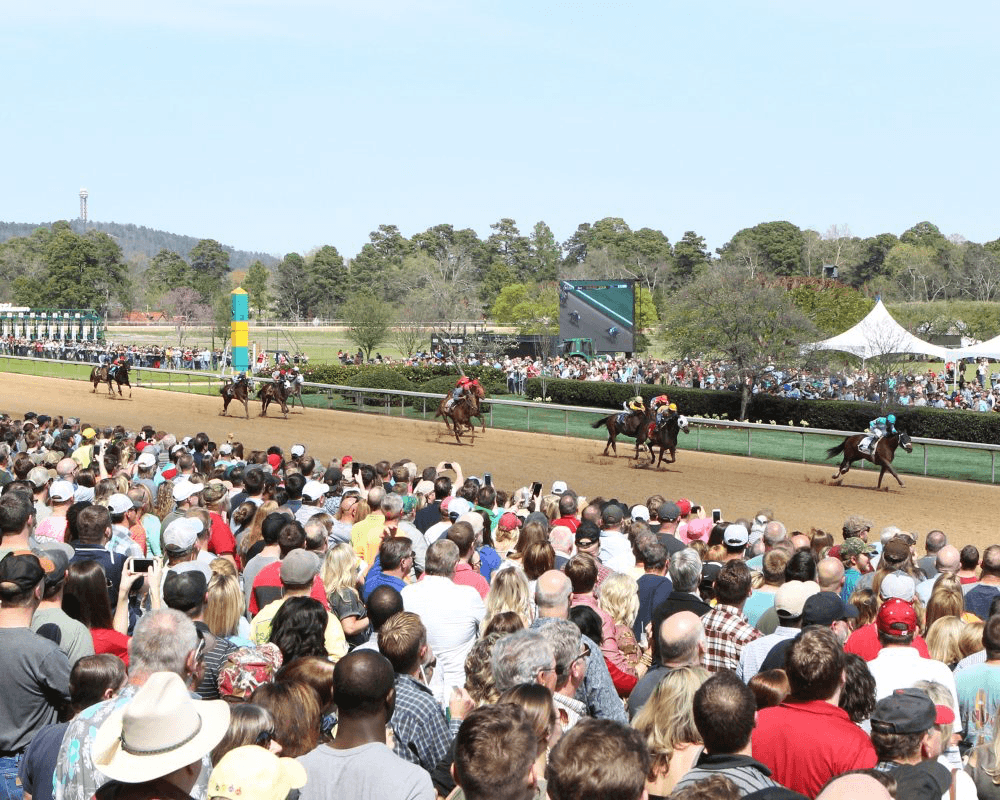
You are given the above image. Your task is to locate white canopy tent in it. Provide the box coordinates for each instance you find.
[806,299,951,360]
[952,334,1000,360]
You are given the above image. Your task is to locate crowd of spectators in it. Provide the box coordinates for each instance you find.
[1,408,1000,799]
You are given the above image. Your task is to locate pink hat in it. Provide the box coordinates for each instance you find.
[683,518,714,543]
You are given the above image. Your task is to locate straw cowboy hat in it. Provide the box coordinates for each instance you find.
[93,672,230,783]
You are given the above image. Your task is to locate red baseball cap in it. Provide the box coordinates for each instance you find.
[267,454,282,471]
[341,456,353,467]
[876,598,918,636]
[675,498,692,516]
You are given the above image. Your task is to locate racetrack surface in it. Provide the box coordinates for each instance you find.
[6,373,998,550]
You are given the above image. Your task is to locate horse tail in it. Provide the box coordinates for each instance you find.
[591,416,609,429]
[826,441,846,460]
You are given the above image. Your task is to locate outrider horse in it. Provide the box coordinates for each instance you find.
[826,431,912,489]
[435,382,486,445]
[644,412,689,468]
[257,380,289,419]
[591,407,651,457]
[220,376,250,419]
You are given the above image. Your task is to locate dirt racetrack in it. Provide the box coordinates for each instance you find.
[5,373,998,551]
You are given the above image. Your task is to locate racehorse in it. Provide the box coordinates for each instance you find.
[220,376,250,419]
[90,363,132,398]
[591,407,652,457]
[435,382,486,444]
[644,412,690,468]
[826,431,913,489]
[257,380,289,419]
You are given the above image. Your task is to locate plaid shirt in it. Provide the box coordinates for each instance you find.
[701,604,762,673]
[390,673,461,772]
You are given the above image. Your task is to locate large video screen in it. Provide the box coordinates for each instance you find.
[558,279,635,354]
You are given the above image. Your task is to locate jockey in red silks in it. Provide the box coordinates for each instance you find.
[445,376,473,412]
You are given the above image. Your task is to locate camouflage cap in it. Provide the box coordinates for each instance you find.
[841,537,877,558]
[843,515,873,536]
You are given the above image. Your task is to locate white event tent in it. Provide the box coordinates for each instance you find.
[953,334,1000,360]
[807,299,952,361]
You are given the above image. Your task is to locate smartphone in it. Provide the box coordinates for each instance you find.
[127,557,155,573]
[484,473,492,487]
[531,481,543,498]
[712,509,722,524]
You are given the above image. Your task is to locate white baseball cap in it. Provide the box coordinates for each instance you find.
[172,481,204,503]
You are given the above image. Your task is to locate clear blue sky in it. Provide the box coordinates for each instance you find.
[4,1,998,260]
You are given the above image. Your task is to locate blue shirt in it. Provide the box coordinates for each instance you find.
[965,585,1000,621]
[362,557,406,602]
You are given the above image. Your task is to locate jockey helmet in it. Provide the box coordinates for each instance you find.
[458,376,471,386]
[886,414,896,424]
[668,403,677,411]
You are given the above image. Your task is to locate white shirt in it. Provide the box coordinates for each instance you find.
[867,646,963,733]
[401,575,485,705]
[598,529,635,574]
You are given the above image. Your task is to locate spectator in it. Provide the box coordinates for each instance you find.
[632,666,709,797]
[296,650,434,800]
[738,580,815,683]
[844,573,932,661]
[700,560,761,673]
[483,566,533,631]
[491,629,557,693]
[353,585,403,653]
[752,628,877,797]
[674,670,787,795]
[207,745,306,800]
[634,539,672,639]
[30,547,95,667]
[546,718,650,800]
[916,545,961,604]
[748,669,790,711]
[249,680,321,759]
[839,653,877,725]
[209,704,279,764]
[743,548,790,629]
[966,545,1000,620]
[919,530,948,579]
[650,549,711,663]
[452,703,540,800]
[362,536,413,601]
[537,619,590,730]
[320,543,369,648]
[957,613,1000,749]
[838,537,876,602]
[629,611,705,719]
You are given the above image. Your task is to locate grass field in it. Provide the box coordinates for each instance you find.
[5,355,995,484]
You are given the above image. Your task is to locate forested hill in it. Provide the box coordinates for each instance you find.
[0,220,279,272]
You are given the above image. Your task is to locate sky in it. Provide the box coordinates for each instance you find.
[3,1,999,260]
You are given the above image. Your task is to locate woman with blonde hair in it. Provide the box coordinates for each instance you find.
[960,620,986,659]
[152,480,174,522]
[539,495,560,522]
[483,566,533,631]
[502,521,548,570]
[632,666,709,798]
[599,572,650,680]
[926,574,980,629]
[925,616,964,669]
[321,543,369,647]
[204,559,252,645]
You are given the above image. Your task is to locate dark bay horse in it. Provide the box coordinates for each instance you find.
[220,376,250,418]
[435,383,486,444]
[826,431,912,489]
[644,413,690,468]
[591,407,651,457]
[257,380,289,418]
[90,363,132,397]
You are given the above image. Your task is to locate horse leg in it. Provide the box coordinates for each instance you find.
[878,459,905,489]
[221,397,230,416]
[242,397,249,419]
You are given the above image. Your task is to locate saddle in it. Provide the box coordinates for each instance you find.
[860,436,875,455]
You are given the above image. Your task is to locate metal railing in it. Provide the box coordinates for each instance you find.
[3,353,998,483]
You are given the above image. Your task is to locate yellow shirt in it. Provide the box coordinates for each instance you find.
[249,597,348,662]
[351,513,386,566]
[71,443,93,469]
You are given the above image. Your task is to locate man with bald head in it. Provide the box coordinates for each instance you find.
[919,529,948,579]
[298,650,434,800]
[916,544,960,604]
[746,520,787,571]
[816,773,893,800]
[531,570,626,723]
[628,610,705,719]
[790,533,812,552]
[817,557,846,595]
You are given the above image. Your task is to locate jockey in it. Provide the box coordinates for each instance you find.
[650,394,671,419]
[865,414,896,452]
[623,395,645,414]
[445,376,473,412]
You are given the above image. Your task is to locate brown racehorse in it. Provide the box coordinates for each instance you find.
[435,383,486,444]
[591,407,652,457]
[90,363,132,397]
[257,380,289,419]
[826,431,912,489]
[220,376,250,418]
[644,412,690,468]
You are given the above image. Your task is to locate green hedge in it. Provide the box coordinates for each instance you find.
[301,363,504,387]
[523,378,1000,444]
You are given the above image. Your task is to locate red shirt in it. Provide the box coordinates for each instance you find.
[453,562,489,599]
[248,560,330,615]
[91,628,130,667]
[551,516,580,533]
[844,621,930,661]
[207,512,239,569]
[752,700,877,798]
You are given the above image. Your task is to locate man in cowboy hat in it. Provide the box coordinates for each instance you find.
[91,671,230,800]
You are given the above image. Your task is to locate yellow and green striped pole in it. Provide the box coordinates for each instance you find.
[231,288,249,374]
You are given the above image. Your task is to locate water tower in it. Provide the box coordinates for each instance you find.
[79,188,88,223]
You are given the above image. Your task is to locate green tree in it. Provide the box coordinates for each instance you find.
[490,283,558,334]
[344,293,393,361]
[885,242,950,301]
[786,281,872,336]
[272,253,310,320]
[243,260,271,317]
[562,222,593,267]
[188,239,230,301]
[411,225,484,314]
[529,221,561,282]
[846,233,898,287]
[719,221,806,276]
[349,224,412,300]
[672,231,710,285]
[146,249,192,294]
[306,245,348,317]
[662,263,817,419]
